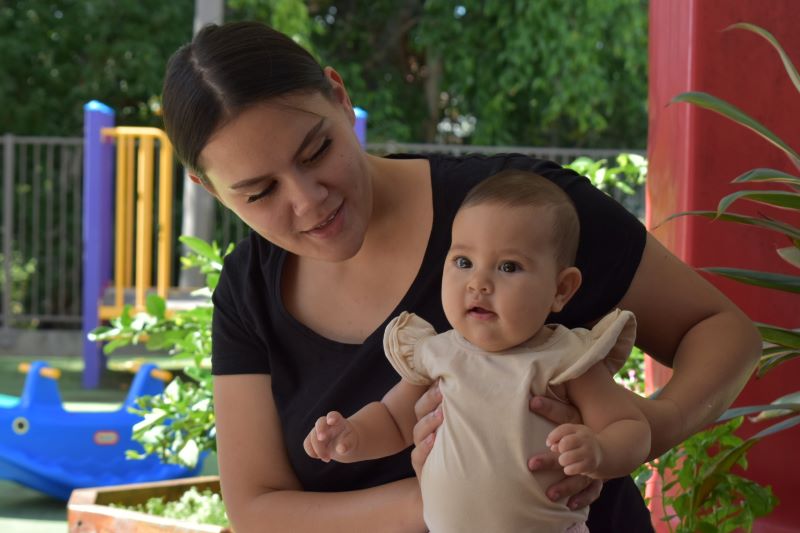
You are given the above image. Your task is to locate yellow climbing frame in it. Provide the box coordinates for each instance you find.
[97,127,174,320]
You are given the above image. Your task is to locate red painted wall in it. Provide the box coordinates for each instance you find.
[647,1,800,531]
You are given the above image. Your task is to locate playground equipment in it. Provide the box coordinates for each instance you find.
[0,361,203,500]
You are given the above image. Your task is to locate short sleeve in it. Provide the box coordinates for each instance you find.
[549,309,637,386]
[383,312,437,386]
[211,250,270,375]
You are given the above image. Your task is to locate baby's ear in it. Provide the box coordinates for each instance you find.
[551,267,582,313]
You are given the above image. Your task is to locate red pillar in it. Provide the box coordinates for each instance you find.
[647,1,800,531]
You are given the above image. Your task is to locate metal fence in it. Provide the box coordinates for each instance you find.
[1,134,84,332]
[0,135,642,333]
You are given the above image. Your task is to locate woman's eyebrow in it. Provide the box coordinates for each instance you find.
[230,117,327,190]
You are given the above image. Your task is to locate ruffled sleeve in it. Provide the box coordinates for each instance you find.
[549,309,637,388]
[383,311,437,386]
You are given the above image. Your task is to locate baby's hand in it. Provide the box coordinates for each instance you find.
[545,423,602,477]
[303,411,358,463]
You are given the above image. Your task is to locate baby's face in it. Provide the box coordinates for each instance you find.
[442,202,566,352]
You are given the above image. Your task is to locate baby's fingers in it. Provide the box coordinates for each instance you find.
[303,431,320,459]
[546,423,580,448]
[314,416,331,441]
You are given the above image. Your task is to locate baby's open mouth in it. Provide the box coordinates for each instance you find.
[468,306,495,316]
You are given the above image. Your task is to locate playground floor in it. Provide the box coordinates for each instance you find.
[0,353,210,532]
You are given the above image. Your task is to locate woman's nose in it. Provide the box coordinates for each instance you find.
[290,174,328,217]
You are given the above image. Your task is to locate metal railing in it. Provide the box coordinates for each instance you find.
[1,134,84,333]
[1,135,642,335]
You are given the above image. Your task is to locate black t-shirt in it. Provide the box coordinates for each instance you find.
[212,153,653,532]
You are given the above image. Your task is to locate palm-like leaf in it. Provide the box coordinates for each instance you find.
[733,168,800,188]
[661,210,800,241]
[726,23,800,96]
[702,267,800,293]
[718,190,800,214]
[671,92,800,168]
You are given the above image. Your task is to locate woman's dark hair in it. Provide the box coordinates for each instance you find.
[461,170,580,269]
[162,21,333,179]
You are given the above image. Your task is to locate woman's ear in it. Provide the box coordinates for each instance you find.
[551,267,582,313]
[324,66,355,124]
[188,173,221,203]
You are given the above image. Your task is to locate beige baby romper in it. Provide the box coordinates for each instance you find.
[383,309,637,533]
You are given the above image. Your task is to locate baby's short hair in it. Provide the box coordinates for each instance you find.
[461,169,580,269]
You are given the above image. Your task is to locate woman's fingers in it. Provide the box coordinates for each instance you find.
[528,449,560,471]
[411,431,435,477]
[411,381,443,478]
[414,380,442,420]
[566,478,603,511]
[529,395,582,425]
[545,473,595,505]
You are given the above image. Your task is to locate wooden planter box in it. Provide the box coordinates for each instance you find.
[67,475,232,532]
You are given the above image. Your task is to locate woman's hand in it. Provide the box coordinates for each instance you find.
[528,395,603,510]
[410,380,443,478]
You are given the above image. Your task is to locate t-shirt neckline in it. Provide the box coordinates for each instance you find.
[272,156,444,350]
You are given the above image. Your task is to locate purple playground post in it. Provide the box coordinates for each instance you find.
[354,107,368,147]
[82,101,115,389]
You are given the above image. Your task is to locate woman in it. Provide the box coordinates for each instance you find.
[161,21,760,533]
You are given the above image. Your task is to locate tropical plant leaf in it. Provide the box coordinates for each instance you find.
[756,323,800,349]
[727,23,800,97]
[777,246,800,268]
[179,235,220,263]
[718,190,800,214]
[718,402,800,422]
[750,414,800,439]
[703,267,800,292]
[749,392,800,422]
[758,349,800,377]
[733,168,800,188]
[691,439,758,510]
[671,92,800,165]
[660,210,800,241]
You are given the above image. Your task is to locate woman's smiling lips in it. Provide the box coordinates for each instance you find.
[304,202,344,238]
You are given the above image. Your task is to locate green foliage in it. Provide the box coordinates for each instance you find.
[227,0,318,52]
[635,418,777,533]
[0,0,193,135]
[4,1,648,147]
[110,486,229,527]
[90,237,232,468]
[566,153,647,196]
[614,346,646,396]
[410,0,649,146]
[0,252,37,326]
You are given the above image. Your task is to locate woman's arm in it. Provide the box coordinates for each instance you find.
[215,374,426,533]
[617,234,761,458]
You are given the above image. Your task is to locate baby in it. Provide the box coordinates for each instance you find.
[304,169,651,532]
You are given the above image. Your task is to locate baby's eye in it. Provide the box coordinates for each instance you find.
[454,256,472,269]
[499,261,519,273]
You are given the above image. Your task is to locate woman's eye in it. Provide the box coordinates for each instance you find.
[499,261,519,273]
[454,256,472,269]
[246,182,276,204]
[305,138,332,164]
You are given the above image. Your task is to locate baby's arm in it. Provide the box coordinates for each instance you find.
[304,380,428,463]
[546,361,650,479]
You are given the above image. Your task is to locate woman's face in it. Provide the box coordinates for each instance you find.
[196,75,372,262]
